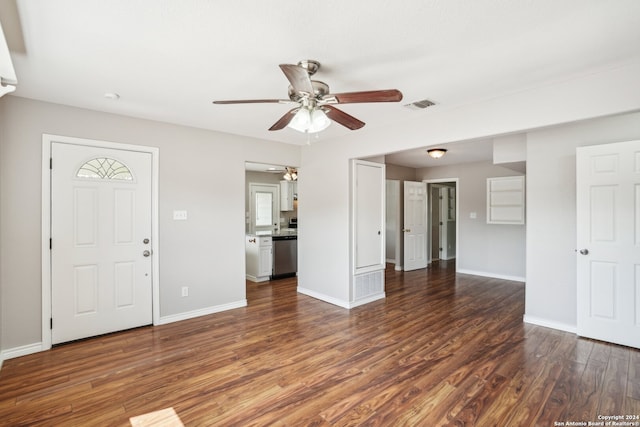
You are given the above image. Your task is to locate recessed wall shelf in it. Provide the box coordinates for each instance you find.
[486,176,525,225]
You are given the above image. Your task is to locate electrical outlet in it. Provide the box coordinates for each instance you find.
[181,286,189,297]
[173,210,188,220]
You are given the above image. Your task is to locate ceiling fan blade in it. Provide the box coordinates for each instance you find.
[213,99,292,105]
[327,89,403,104]
[268,108,299,131]
[324,105,365,130]
[279,64,315,95]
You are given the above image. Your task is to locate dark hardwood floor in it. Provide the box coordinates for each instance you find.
[1,261,638,426]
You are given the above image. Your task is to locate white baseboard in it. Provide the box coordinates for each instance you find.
[1,342,45,362]
[349,292,386,308]
[297,287,350,309]
[246,274,269,283]
[456,269,525,283]
[297,287,386,309]
[523,315,577,334]
[157,300,247,325]
[394,265,403,271]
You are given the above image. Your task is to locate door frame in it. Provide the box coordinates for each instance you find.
[41,134,160,350]
[385,179,402,270]
[424,178,459,266]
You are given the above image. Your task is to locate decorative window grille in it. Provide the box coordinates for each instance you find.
[76,158,133,181]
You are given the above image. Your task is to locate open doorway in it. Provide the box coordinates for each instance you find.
[426,180,458,263]
[385,179,402,270]
[244,162,299,297]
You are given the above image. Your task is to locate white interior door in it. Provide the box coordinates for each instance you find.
[439,186,457,260]
[404,181,428,271]
[430,185,440,261]
[354,162,385,271]
[249,183,280,235]
[439,187,449,260]
[576,139,640,349]
[51,142,153,344]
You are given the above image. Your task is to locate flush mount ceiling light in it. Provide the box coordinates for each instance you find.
[427,148,447,159]
[283,167,298,181]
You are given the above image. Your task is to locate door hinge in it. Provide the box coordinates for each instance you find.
[50,157,53,169]
[50,238,52,250]
[50,318,53,329]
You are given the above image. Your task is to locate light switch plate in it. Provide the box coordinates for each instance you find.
[470,212,477,219]
[173,210,188,220]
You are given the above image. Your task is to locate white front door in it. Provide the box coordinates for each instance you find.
[576,139,640,349]
[403,181,428,271]
[51,142,153,344]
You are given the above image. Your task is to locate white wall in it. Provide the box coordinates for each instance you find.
[524,112,640,332]
[0,96,300,353]
[417,161,526,280]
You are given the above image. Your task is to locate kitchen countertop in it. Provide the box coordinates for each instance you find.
[247,229,297,238]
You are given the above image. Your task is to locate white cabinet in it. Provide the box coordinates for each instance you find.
[280,180,297,211]
[245,235,272,282]
[351,160,386,305]
[352,160,385,273]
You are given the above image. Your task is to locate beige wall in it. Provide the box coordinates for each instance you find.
[385,163,416,182]
[298,63,640,310]
[0,96,300,352]
[417,161,526,279]
[525,112,640,330]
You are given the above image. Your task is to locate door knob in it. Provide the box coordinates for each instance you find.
[403,228,411,232]
[143,250,151,257]
[579,249,589,255]
[143,238,150,244]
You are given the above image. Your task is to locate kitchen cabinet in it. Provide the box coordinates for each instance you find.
[280,180,297,211]
[245,235,272,282]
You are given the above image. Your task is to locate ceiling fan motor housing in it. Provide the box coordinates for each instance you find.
[288,80,330,103]
[297,60,321,76]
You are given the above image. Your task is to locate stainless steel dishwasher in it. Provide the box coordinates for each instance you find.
[271,235,297,279]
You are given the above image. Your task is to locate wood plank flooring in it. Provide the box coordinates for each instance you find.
[1,261,638,426]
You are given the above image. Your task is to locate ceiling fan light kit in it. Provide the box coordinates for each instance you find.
[288,107,331,133]
[283,167,298,181]
[213,60,403,133]
[427,148,447,159]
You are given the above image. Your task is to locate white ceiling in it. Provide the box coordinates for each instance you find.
[2,0,640,168]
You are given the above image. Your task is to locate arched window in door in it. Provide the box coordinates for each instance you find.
[76,157,133,181]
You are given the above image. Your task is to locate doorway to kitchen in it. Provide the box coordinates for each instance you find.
[245,162,299,301]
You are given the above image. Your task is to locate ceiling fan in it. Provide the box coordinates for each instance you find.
[213,60,403,133]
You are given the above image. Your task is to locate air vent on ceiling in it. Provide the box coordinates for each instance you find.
[404,99,435,110]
